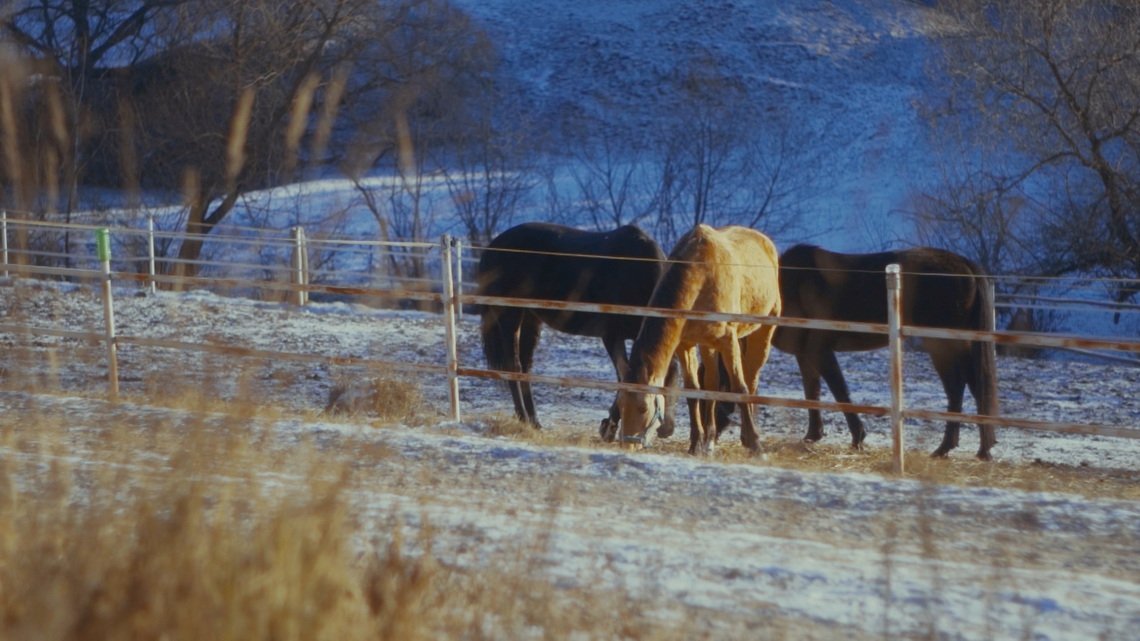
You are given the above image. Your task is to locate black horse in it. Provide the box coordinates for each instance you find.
[476,222,675,434]
[772,244,999,460]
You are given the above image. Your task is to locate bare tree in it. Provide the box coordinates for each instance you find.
[3,0,187,215]
[642,60,827,247]
[906,162,1063,337]
[3,0,497,281]
[927,0,1140,308]
[546,120,654,232]
[438,79,538,246]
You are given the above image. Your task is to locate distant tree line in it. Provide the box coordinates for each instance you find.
[1,0,499,276]
[12,0,1135,315]
[1,0,831,281]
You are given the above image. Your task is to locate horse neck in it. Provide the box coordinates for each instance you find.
[628,260,705,386]
[628,317,685,386]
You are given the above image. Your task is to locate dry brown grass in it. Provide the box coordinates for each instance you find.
[0,396,719,641]
[484,413,1140,502]
[1,421,421,641]
[324,375,424,423]
[1,346,1135,640]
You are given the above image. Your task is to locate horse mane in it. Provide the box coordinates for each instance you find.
[627,229,709,385]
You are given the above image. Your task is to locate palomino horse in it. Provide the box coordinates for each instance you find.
[618,224,781,455]
[476,222,676,432]
[773,244,999,460]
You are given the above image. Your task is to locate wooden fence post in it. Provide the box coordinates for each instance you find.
[96,228,120,400]
[886,263,904,474]
[441,235,461,422]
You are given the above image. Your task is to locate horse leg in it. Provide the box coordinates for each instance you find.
[739,326,776,450]
[489,308,532,425]
[930,346,966,458]
[964,343,998,461]
[714,356,735,435]
[721,337,760,453]
[678,347,703,455]
[696,346,720,455]
[795,353,826,442]
[517,314,542,428]
[599,334,630,441]
[816,349,866,449]
[658,357,681,439]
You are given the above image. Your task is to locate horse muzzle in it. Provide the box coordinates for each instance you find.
[619,398,663,450]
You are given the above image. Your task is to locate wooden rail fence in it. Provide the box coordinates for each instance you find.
[1,215,1138,473]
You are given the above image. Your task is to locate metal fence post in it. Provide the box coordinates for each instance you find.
[454,237,464,319]
[292,226,308,306]
[886,264,904,474]
[441,234,461,422]
[96,228,120,399]
[1,209,8,278]
[300,226,309,305]
[147,213,157,294]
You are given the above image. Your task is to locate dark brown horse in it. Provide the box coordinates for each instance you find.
[772,244,999,460]
[476,222,675,433]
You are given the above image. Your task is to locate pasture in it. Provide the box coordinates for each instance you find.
[2,275,1139,640]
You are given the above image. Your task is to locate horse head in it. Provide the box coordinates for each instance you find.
[617,390,664,450]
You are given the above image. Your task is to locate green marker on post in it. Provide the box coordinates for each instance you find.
[96,228,111,262]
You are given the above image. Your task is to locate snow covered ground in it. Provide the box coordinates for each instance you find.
[2,277,1138,640]
[3,2,1139,637]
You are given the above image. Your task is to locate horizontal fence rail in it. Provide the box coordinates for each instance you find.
[1,215,1139,474]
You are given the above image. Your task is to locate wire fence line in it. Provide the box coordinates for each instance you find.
[1,216,1139,473]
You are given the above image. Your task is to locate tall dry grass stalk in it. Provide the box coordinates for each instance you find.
[0,410,439,641]
[0,397,699,641]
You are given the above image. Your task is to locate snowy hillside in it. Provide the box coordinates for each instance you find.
[452,0,948,248]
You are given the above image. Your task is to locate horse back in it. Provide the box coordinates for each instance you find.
[775,244,987,352]
[653,224,781,333]
[476,223,665,338]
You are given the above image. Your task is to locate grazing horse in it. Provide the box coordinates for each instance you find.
[476,222,676,432]
[773,244,999,460]
[618,224,781,455]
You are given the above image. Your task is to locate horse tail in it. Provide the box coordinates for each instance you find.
[480,304,513,373]
[970,273,1000,418]
[475,254,510,372]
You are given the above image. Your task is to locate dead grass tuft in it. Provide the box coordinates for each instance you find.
[481,413,536,437]
[324,375,423,423]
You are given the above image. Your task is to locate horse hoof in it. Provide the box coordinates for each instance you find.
[599,418,617,442]
[976,451,993,462]
[656,419,675,439]
[850,442,864,451]
[930,448,951,459]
